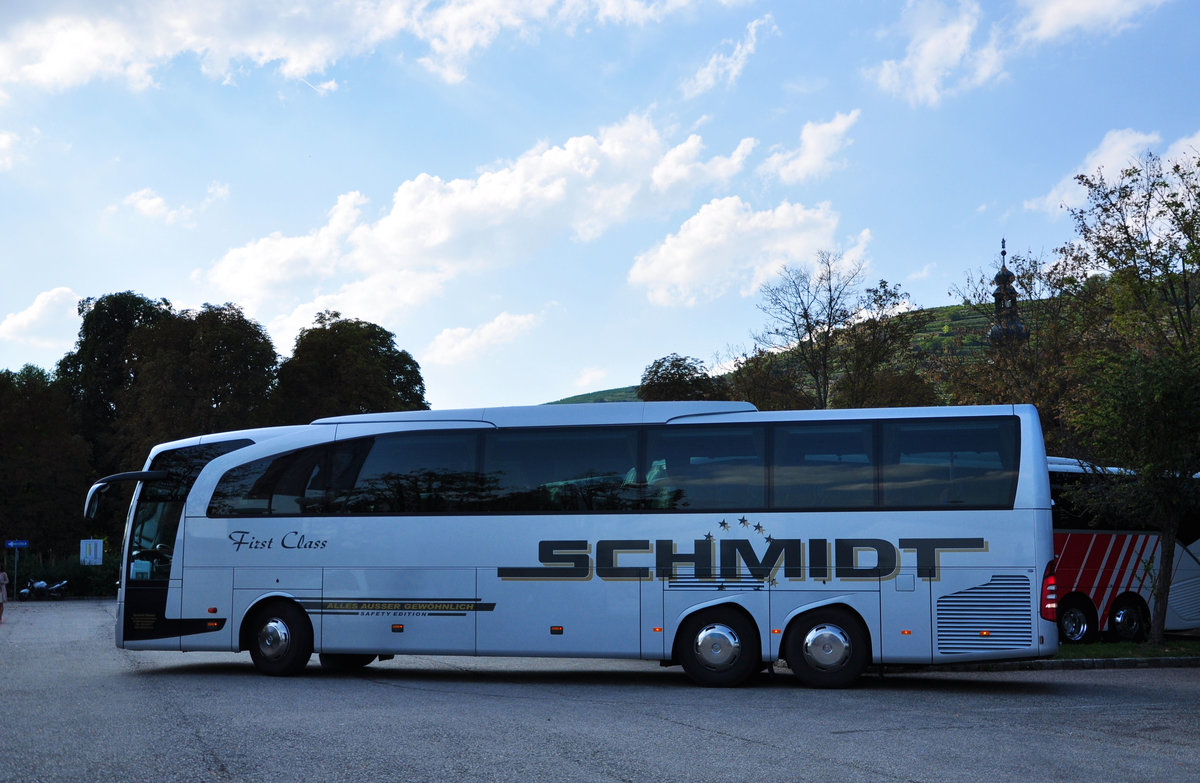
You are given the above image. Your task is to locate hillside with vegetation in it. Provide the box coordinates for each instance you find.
[553,301,993,404]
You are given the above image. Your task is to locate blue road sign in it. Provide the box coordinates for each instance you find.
[5,540,28,548]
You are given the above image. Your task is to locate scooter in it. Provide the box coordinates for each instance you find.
[17,578,68,601]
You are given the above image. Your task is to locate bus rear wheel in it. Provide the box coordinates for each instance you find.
[247,601,313,676]
[785,607,868,689]
[1057,596,1097,644]
[1109,595,1149,642]
[677,607,761,687]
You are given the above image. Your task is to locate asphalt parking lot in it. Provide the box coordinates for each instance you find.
[3,599,1199,782]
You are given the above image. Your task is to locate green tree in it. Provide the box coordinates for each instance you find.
[755,251,861,409]
[637,353,729,401]
[754,252,928,409]
[831,280,937,408]
[56,292,173,475]
[0,366,93,558]
[726,348,813,411]
[1058,151,1200,644]
[939,249,1104,452]
[111,303,277,466]
[272,311,428,423]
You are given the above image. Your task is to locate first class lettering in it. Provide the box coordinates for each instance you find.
[229,530,328,551]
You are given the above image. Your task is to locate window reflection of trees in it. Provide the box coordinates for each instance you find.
[337,469,495,513]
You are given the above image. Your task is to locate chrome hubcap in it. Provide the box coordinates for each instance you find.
[803,623,852,671]
[694,623,742,671]
[257,618,291,661]
[1061,607,1088,641]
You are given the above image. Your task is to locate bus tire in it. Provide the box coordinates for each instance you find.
[247,601,312,676]
[1057,596,1097,644]
[1109,595,1149,642]
[785,607,868,689]
[676,607,761,687]
[319,653,376,670]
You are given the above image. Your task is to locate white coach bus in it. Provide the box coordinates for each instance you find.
[86,402,1058,687]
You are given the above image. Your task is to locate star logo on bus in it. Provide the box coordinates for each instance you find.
[739,517,749,527]
[718,519,730,530]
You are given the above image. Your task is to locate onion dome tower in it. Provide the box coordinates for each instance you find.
[988,239,1029,345]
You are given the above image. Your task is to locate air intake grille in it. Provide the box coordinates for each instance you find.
[936,574,1033,654]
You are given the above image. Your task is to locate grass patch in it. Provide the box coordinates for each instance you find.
[1056,636,1200,660]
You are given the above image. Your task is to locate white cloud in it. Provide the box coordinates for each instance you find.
[0,287,80,351]
[627,196,842,306]
[681,14,777,99]
[758,110,860,184]
[907,262,937,280]
[868,0,1003,107]
[116,180,230,226]
[206,113,753,348]
[206,191,368,311]
[869,0,1170,107]
[425,312,541,365]
[652,135,756,192]
[1016,0,1169,43]
[1165,130,1200,163]
[574,366,608,389]
[0,131,17,170]
[0,1,711,91]
[1024,128,1161,214]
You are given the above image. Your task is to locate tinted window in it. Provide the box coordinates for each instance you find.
[773,423,874,509]
[131,439,252,579]
[481,428,639,512]
[645,425,766,510]
[879,417,1019,508]
[208,439,372,516]
[339,432,480,513]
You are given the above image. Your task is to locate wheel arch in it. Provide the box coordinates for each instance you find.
[781,602,873,668]
[237,593,312,653]
[669,600,763,666]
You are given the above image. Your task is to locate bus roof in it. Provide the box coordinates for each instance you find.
[310,401,758,428]
[313,401,1034,429]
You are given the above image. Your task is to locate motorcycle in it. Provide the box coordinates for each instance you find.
[17,578,68,601]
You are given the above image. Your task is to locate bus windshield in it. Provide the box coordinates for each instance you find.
[127,440,252,582]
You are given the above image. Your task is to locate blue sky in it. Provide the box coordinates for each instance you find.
[1,0,1197,409]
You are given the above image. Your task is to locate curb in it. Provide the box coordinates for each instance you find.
[923,656,1200,673]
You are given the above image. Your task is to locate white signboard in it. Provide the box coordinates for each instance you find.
[80,539,104,566]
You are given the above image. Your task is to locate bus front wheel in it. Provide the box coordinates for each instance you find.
[677,607,761,687]
[247,601,313,676]
[785,607,868,689]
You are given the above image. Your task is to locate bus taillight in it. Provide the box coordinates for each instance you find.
[1040,559,1058,622]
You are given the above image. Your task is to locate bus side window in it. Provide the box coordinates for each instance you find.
[879,418,1019,509]
[644,426,766,511]
[341,432,480,513]
[772,423,874,510]
[481,428,639,513]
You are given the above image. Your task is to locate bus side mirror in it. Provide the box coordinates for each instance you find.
[84,483,111,520]
[83,470,169,520]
